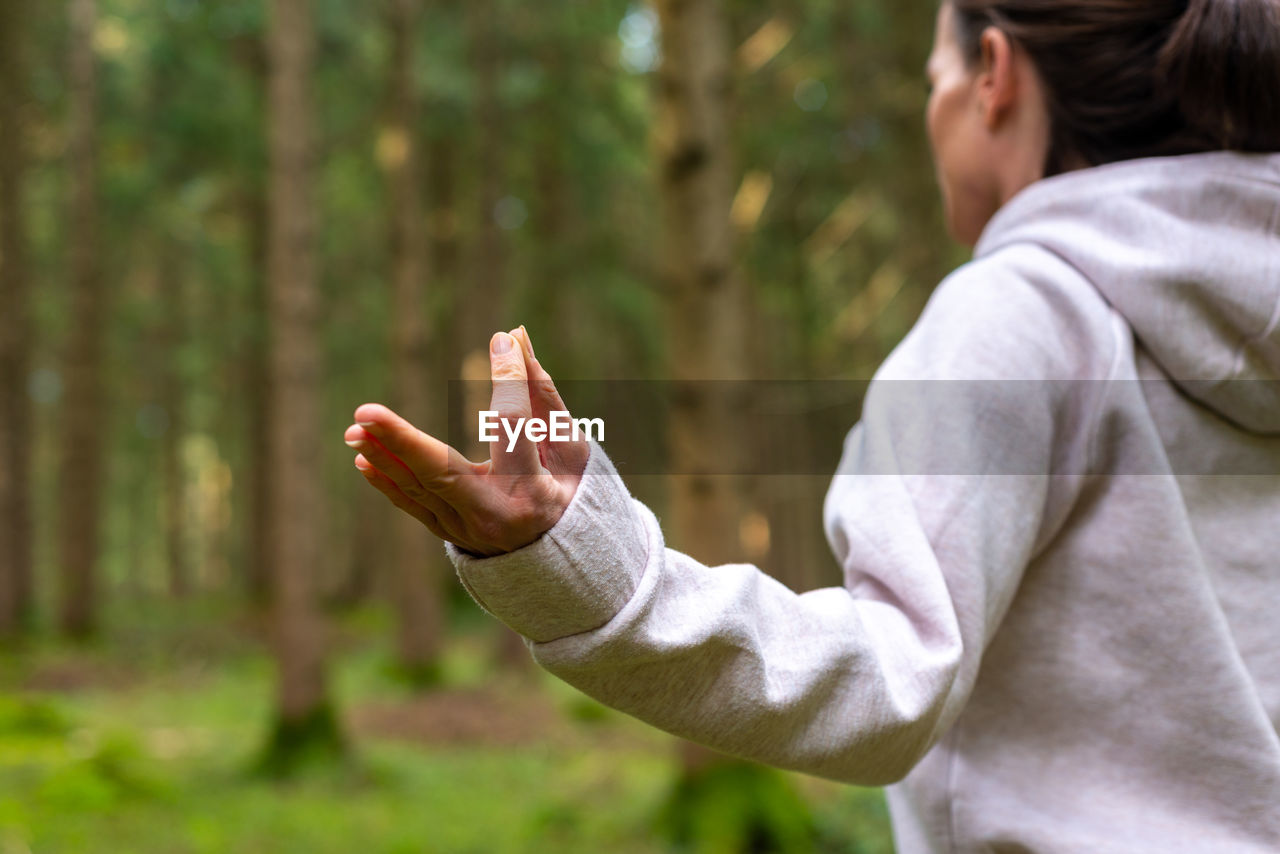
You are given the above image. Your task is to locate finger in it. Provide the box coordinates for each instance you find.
[346,425,423,491]
[513,325,572,423]
[487,331,541,476]
[511,326,590,477]
[352,402,479,487]
[509,326,552,471]
[355,456,450,541]
[346,432,467,532]
[356,454,483,550]
[512,324,536,369]
[510,325,551,423]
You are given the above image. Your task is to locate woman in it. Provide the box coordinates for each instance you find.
[344,1,1280,850]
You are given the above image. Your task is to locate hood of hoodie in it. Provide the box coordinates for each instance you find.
[973,150,1280,435]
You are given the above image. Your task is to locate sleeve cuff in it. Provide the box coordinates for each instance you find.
[443,440,650,643]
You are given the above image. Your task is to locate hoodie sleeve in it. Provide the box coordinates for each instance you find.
[446,247,1118,786]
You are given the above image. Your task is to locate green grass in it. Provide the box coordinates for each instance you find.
[0,600,892,853]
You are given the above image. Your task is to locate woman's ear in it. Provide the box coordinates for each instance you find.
[977,25,1019,131]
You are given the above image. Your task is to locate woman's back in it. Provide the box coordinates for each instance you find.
[869,149,1280,852]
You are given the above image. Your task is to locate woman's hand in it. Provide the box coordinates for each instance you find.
[343,326,589,557]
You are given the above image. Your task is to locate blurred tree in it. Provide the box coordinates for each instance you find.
[425,126,460,382]
[462,0,530,671]
[654,0,745,562]
[147,38,191,599]
[0,0,34,637]
[424,5,463,530]
[242,185,273,605]
[157,240,188,598]
[233,48,274,608]
[464,0,508,342]
[384,0,446,687]
[651,0,815,850]
[261,0,344,771]
[58,0,106,640]
[425,88,462,464]
[531,30,571,371]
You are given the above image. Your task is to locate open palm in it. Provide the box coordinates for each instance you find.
[343,327,589,556]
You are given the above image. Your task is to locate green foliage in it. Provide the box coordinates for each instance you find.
[0,619,894,854]
[380,657,448,692]
[811,787,896,854]
[37,730,173,810]
[653,758,817,854]
[254,702,349,780]
[564,693,614,724]
[0,695,73,739]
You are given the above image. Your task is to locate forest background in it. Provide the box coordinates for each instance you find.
[0,0,968,851]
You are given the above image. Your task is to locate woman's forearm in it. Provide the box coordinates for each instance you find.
[446,439,1001,787]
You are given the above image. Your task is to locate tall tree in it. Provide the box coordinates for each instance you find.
[0,0,33,637]
[465,0,507,343]
[384,0,445,685]
[148,35,190,599]
[158,241,189,597]
[463,0,529,670]
[655,0,748,760]
[426,121,461,440]
[530,34,576,359]
[226,27,274,607]
[58,0,106,639]
[243,187,273,606]
[652,0,816,848]
[261,0,343,769]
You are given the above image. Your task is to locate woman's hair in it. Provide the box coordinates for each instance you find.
[948,0,1280,176]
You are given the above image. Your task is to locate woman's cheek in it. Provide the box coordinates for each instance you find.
[927,103,963,234]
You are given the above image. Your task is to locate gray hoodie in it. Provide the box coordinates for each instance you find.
[446,150,1280,853]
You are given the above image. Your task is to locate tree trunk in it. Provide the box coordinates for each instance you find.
[228,31,273,608]
[260,0,342,771]
[243,188,273,606]
[655,0,747,760]
[385,0,445,686]
[463,0,527,671]
[58,0,106,640]
[0,0,33,638]
[159,240,189,598]
[465,0,507,344]
[830,0,882,381]
[426,129,460,435]
[652,2,814,848]
[654,0,748,590]
[531,39,576,361]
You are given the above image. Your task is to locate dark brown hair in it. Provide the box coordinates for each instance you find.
[949,0,1280,176]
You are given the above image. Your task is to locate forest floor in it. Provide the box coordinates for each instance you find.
[0,598,892,854]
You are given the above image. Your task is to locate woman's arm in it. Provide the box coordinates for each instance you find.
[445,345,1093,784]
[446,431,1057,786]
[349,246,1118,786]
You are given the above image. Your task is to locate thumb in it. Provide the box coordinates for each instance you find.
[487,331,541,476]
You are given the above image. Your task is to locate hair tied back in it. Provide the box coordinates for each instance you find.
[1158,0,1280,151]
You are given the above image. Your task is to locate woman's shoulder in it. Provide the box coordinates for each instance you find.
[879,244,1122,385]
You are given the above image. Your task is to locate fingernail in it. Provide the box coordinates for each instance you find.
[491,332,512,354]
[345,438,364,448]
[519,325,536,359]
